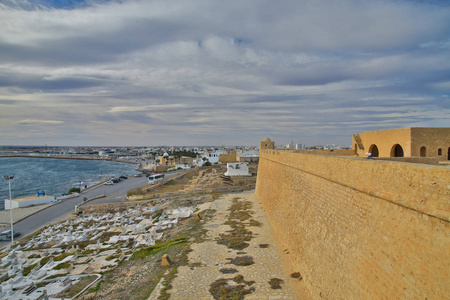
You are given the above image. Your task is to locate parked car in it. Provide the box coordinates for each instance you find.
[0,230,20,241]
[104,181,114,185]
[111,178,120,183]
[119,175,128,179]
[134,174,143,177]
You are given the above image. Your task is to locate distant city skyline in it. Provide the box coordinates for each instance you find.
[0,0,449,146]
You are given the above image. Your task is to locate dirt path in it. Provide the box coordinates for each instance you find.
[149,191,312,299]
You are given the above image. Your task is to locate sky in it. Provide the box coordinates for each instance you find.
[0,0,449,146]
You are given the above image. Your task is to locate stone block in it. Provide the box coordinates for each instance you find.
[161,254,171,266]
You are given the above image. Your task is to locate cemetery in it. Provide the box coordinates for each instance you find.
[0,203,194,299]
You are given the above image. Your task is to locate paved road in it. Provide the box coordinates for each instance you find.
[0,175,160,247]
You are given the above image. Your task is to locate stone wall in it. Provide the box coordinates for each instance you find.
[293,149,354,156]
[410,127,450,160]
[219,151,237,163]
[353,127,450,160]
[255,150,449,299]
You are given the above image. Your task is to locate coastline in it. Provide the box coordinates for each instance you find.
[0,154,139,165]
[0,157,141,211]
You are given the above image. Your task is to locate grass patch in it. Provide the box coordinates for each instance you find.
[0,274,14,284]
[23,263,38,276]
[217,197,255,250]
[53,261,71,270]
[99,231,120,243]
[131,237,188,260]
[229,256,254,266]
[209,277,255,300]
[233,274,255,285]
[55,275,98,298]
[158,266,177,300]
[27,253,41,259]
[219,268,238,274]
[291,272,302,280]
[79,249,95,256]
[269,278,284,289]
[40,256,51,266]
[54,252,71,261]
[87,279,103,294]
[217,225,252,250]
[248,219,262,227]
[105,253,122,261]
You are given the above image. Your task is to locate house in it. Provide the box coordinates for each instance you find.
[224,163,251,177]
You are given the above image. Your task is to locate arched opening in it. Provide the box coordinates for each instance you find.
[354,144,357,154]
[438,148,442,156]
[448,147,450,160]
[391,144,404,157]
[369,144,379,157]
[420,146,426,157]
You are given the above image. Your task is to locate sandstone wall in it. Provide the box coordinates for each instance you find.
[410,128,450,160]
[256,150,449,299]
[353,127,412,157]
[219,151,237,163]
[293,149,354,156]
[353,127,450,160]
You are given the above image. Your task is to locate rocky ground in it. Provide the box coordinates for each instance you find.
[153,192,312,300]
[2,163,311,299]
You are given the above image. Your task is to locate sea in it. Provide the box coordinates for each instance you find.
[0,157,139,210]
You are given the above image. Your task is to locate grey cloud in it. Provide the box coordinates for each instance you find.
[0,0,449,146]
[0,70,106,90]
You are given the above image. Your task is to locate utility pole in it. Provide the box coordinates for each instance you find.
[4,175,14,243]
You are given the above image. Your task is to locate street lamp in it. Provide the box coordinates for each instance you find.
[3,175,14,243]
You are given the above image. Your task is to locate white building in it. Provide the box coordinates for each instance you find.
[224,163,251,177]
[295,143,306,150]
[201,150,226,164]
[4,195,56,209]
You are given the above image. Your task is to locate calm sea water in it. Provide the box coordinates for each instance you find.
[0,157,139,210]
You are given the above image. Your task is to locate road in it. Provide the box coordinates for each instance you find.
[0,173,177,247]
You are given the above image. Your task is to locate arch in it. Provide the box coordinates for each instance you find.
[391,144,404,157]
[438,148,442,156]
[448,147,450,160]
[420,146,426,157]
[354,144,357,154]
[368,144,379,157]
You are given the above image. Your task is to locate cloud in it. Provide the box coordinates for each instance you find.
[16,119,65,125]
[0,0,449,146]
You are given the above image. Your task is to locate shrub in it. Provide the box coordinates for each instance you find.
[68,187,80,194]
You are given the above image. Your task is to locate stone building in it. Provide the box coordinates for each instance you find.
[259,137,275,150]
[352,127,450,160]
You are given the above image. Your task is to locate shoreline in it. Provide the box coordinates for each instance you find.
[0,154,139,165]
[0,157,141,211]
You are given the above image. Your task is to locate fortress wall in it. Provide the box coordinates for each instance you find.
[374,156,440,165]
[255,150,449,299]
[410,128,450,159]
[354,127,412,157]
[292,149,354,156]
